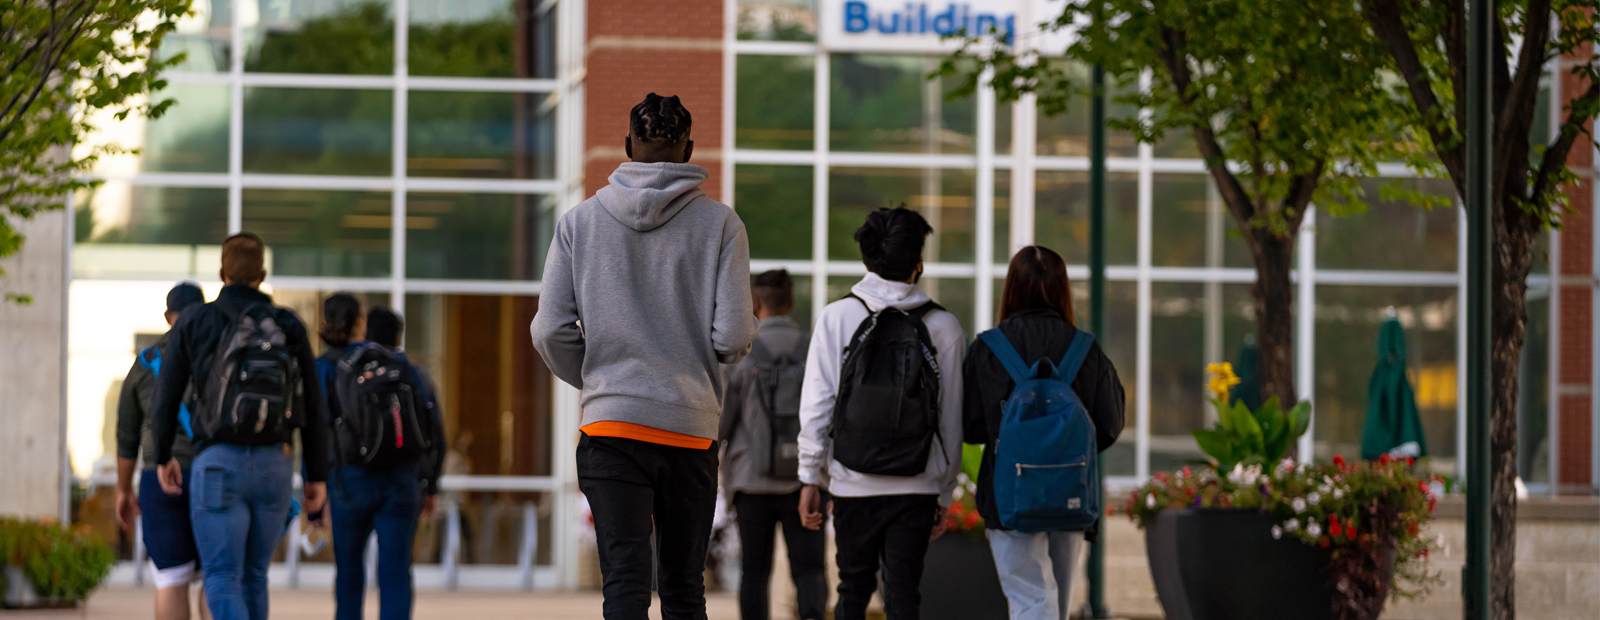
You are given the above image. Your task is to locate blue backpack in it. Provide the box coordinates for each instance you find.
[979,329,1100,532]
[138,345,194,440]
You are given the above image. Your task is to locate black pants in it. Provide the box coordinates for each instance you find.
[577,434,719,620]
[734,491,828,620]
[831,494,940,620]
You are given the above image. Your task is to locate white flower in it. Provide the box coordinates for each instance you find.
[1271,525,1284,539]
[1146,494,1157,508]
[1285,519,1301,532]
[1333,488,1345,500]
[1308,492,1322,505]
[1292,497,1308,513]
[1307,522,1323,537]
[1279,458,1296,474]
[1318,484,1332,495]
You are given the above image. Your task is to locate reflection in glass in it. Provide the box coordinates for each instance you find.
[409,91,554,179]
[920,277,975,336]
[737,55,815,150]
[242,87,393,176]
[244,0,394,75]
[737,0,817,42]
[1145,283,1258,473]
[1313,285,1458,475]
[273,289,392,356]
[1148,174,1253,269]
[1034,171,1137,265]
[242,189,392,277]
[736,165,812,260]
[1519,290,1550,486]
[1079,280,1137,477]
[1035,64,1139,158]
[828,167,974,264]
[411,0,554,78]
[405,193,553,280]
[831,54,975,154]
[1316,178,1458,272]
[158,0,232,72]
[96,84,230,175]
[72,185,230,278]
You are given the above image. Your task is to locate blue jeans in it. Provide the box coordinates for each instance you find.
[331,464,420,620]
[986,530,1084,620]
[189,444,293,620]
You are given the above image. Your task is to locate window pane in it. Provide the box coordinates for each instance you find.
[72,184,230,278]
[159,0,232,72]
[408,91,554,179]
[737,55,815,151]
[243,87,393,176]
[738,0,817,41]
[1145,282,1257,473]
[1036,65,1139,158]
[1520,289,1550,485]
[1034,171,1137,265]
[406,193,553,280]
[828,167,975,263]
[272,289,392,357]
[1080,279,1137,477]
[1317,178,1457,272]
[1313,285,1458,476]
[736,165,812,260]
[410,0,552,78]
[95,84,230,174]
[786,275,816,327]
[243,189,392,277]
[921,277,974,335]
[1149,174,1253,268]
[244,0,394,75]
[831,54,975,154]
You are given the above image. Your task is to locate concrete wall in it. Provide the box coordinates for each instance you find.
[0,209,67,519]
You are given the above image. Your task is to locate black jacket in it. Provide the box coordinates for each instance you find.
[116,332,197,470]
[152,284,332,482]
[962,309,1125,536]
[317,345,448,495]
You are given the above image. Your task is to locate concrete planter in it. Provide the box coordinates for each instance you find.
[2,565,76,610]
[919,534,1008,620]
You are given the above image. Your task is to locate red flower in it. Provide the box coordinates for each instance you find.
[1419,481,1429,493]
[1423,547,1430,559]
[963,511,983,529]
[1333,455,1345,467]
[1406,456,1416,466]
[1379,454,1391,465]
[1408,522,1418,536]
[1182,465,1192,478]
[1318,536,1331,548]
[1330,522,1343,538]
[1346,525,1356,539]
[1428,497,1437,512]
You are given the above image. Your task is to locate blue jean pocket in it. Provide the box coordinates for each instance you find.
[201,467,228,512]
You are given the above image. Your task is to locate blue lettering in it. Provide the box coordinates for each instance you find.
[876,12,901,33]
[932,4,957,35]
[976,14,997,36]
[839,2,1018,40]
[845,1,870,33]
[1003,15,1015,43]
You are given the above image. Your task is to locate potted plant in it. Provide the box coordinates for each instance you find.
[919,452,1008,620]
[0,517,115,609]
[1119,364,1441,620]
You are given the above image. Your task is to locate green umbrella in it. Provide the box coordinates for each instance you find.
[1230,337,1263,412]
[1360,317,1428,460]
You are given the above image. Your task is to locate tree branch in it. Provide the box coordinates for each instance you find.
[1445,0,1467,133]
[1364,0,1467,193]
[1528,78,1600,208]
[1153,24,1256,227]
[0,1,95,146]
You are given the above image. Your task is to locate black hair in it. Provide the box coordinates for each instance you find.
[320,293,362,348]
[854,206,933,281]
[629,93,692,145]
[366,306,404,348]
[753,269,795,312]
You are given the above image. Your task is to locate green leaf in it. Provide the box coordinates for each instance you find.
[1192,429,1237,470]
[1285,401,1312,441]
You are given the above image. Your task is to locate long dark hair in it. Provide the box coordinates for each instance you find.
[998,246,1076,324]
[320,293,363,348]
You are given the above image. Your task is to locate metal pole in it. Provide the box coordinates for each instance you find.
[1087,61,1110,620]
[1464,0,1494,617]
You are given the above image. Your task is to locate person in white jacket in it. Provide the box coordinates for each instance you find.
[796,207,966,620]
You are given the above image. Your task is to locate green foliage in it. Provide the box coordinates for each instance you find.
[246,2,393,74]
[1192,396,1311,473]
[0,0,189,300]
[0,517,115,604]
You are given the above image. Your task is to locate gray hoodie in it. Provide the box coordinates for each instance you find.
[531,162,758,440]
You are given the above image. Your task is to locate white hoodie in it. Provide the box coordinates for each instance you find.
[797,273,967,506]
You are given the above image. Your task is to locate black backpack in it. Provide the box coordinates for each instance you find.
[830,295,944,477]
[333,343,430,469]
[196,303,302,445]
[740,335,810,480]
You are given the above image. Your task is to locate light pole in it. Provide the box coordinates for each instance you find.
[1463,0,1494,618]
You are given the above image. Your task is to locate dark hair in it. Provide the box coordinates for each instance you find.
[320,293,363,348]
[221,232,266,284]
[366,306,404,348]
[855,206,932,281]
[998,246,1076,324]
[753,269,795,312]
[629,93,692,145]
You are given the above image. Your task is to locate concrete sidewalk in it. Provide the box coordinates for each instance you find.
[3,587,742,619]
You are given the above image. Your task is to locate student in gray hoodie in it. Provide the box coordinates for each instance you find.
[531,93,758,620]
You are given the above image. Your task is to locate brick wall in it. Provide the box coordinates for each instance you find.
[583,0,724,200]
[1555,39,1596,493]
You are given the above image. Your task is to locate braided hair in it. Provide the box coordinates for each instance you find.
[629,93,692,145]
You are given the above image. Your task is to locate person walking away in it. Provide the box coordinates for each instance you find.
[797,207,966,620]
[718,270,826,620]
[114,282,210,620]
[323,306,445,620]
[151,233,331,620]
[531,93,758,620]
[964,246,1125,620]
[315,293,365,473]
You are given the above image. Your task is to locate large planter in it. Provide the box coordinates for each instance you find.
[1146,509,1390,620]
[2,566,75,610]
[920,535,1008,620]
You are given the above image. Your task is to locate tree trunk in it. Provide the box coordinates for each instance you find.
[1488,194,1538,620]
[1249,234,1300,407]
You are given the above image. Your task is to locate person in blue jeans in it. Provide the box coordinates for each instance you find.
[318,304,444,620]
[151,233,331,620]
[114,282,209,620]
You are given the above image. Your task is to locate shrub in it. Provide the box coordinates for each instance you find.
[0,517,114,604]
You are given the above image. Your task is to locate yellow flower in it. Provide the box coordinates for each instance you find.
[1206,362,1241,402]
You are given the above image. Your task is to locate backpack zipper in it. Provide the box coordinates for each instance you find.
[1016,461,1088,475]
[390,394,405,449]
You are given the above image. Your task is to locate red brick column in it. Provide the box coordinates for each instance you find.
[583,0,725,200]
[1556,38,1596,494]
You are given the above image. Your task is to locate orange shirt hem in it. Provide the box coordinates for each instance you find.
[580,421,714,450]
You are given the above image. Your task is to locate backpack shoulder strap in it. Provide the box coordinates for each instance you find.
[1057,330,1096,383]
[978,329,1032,385]
[138,345,161,376]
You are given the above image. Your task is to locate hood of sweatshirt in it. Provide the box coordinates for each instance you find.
[849,272,934,312]
[595,162,710,232]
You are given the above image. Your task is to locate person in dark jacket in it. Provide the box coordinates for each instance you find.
[113,282,208,620]
[151,233,330,620]
[962,246,1125,620]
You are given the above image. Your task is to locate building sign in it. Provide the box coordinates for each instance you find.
[820,0,1073,54]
